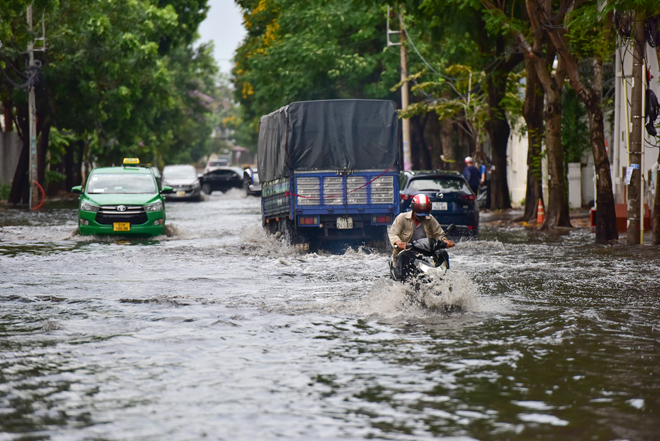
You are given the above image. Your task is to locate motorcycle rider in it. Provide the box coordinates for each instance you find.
[389,194,454,260]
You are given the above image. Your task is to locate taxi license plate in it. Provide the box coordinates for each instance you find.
[113,222,131,232]
[336,217,353,229]
[432,202,448,211]
[176,190,186,197]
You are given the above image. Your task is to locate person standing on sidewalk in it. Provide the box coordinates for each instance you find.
[462,156,480,195]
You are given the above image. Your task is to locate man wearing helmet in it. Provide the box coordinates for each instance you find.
[388,194,454,255]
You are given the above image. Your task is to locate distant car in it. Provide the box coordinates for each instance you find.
[399,170,479,236]
[151,166,162,187]
[204,158,230,174]
[161,164,202,201]
[199,166,244,194]
[71,158,173,236]
[243,168,261,196]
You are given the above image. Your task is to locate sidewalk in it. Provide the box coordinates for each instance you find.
[480,207,592,229]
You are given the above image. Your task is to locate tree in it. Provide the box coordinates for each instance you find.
[483,0,572,229]
[404,0,524,209]
[531,0,618,241]
[233,0,401,151]
[1,0,219,202]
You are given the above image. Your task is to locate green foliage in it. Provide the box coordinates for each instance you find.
[0,184,10,201]
[562,86,590,163]
[1,0,218,182]
[233,0,400,150]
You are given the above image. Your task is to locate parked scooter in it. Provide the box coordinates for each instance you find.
[389,224,456,286]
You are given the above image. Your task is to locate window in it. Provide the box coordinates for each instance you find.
[407,177,469,193]
[87,174,157,194]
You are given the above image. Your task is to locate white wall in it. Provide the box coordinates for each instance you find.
[507,121,529,207]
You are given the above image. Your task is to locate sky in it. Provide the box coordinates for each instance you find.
[197,0,247,75]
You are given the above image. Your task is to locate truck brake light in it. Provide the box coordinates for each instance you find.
[372,215,391,224]
[299,216,319,226]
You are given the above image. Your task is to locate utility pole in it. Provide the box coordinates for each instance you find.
[399,12,411,171]
[27,4,38,209]
[386,6,411,171]
[627,16,644,244]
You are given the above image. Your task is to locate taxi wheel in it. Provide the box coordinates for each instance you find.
[202,183,212,195]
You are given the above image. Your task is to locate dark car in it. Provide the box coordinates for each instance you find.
[399,170,479,236]
[199,167,244,194]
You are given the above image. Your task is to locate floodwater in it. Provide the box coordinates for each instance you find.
[1,191,658,441]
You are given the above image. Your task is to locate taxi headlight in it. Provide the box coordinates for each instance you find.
[80,201,100,212]
[145,201,163,212]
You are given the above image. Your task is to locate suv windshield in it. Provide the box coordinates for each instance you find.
[87,174,157,194]
[163,166,196,180]
[408,177,469,192]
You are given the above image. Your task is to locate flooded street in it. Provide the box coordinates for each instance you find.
[1,192,659,441]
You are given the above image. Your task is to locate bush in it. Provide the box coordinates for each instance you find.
[0,184,10,201]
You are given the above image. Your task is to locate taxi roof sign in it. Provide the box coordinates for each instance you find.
[123,158,140,165]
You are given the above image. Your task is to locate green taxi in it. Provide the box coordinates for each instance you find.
[72,158,173,236]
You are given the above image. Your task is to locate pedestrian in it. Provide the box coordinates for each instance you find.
[479,159,492,209]
[462,156,480,195]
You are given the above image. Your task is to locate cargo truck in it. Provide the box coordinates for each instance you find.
[258,99,400,249]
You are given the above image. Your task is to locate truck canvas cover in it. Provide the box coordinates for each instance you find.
[258,100,398,182]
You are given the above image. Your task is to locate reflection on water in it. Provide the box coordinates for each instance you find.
[1,195,659,440]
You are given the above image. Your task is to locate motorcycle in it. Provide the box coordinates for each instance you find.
[388,224,456,285]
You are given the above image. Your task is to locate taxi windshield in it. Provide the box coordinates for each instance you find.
[86,173,157,194]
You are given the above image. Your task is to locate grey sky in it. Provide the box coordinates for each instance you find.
[197,0,247,75]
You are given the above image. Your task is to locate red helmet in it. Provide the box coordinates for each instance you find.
[411,194,432,216]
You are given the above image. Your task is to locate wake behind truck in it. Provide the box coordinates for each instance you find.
[258,99,400,249]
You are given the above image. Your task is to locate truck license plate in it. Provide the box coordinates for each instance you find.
[113,222,130,232]
[336,217,353,229]
[432,202,448,211]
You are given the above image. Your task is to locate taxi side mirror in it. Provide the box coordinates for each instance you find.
[71,186,82,194]
[161,185,174,194]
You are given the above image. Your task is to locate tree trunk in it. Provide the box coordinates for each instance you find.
[522,54,545,221]
[586,60,618,243]
[440,90,458,171]
[37,116,52,188]
[2,101,13,132]
[8,105,30,205]
[425,112,443,169]
[542,77,572,229]
[483,39,522,210]
[411,114,431,169]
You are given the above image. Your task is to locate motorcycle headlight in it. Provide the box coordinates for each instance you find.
[80,201,100,212]
[418,262,433,273]
[145,201,163,212]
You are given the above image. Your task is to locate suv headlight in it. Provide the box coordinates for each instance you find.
[145,201,163,212]
[80,201,100,212]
